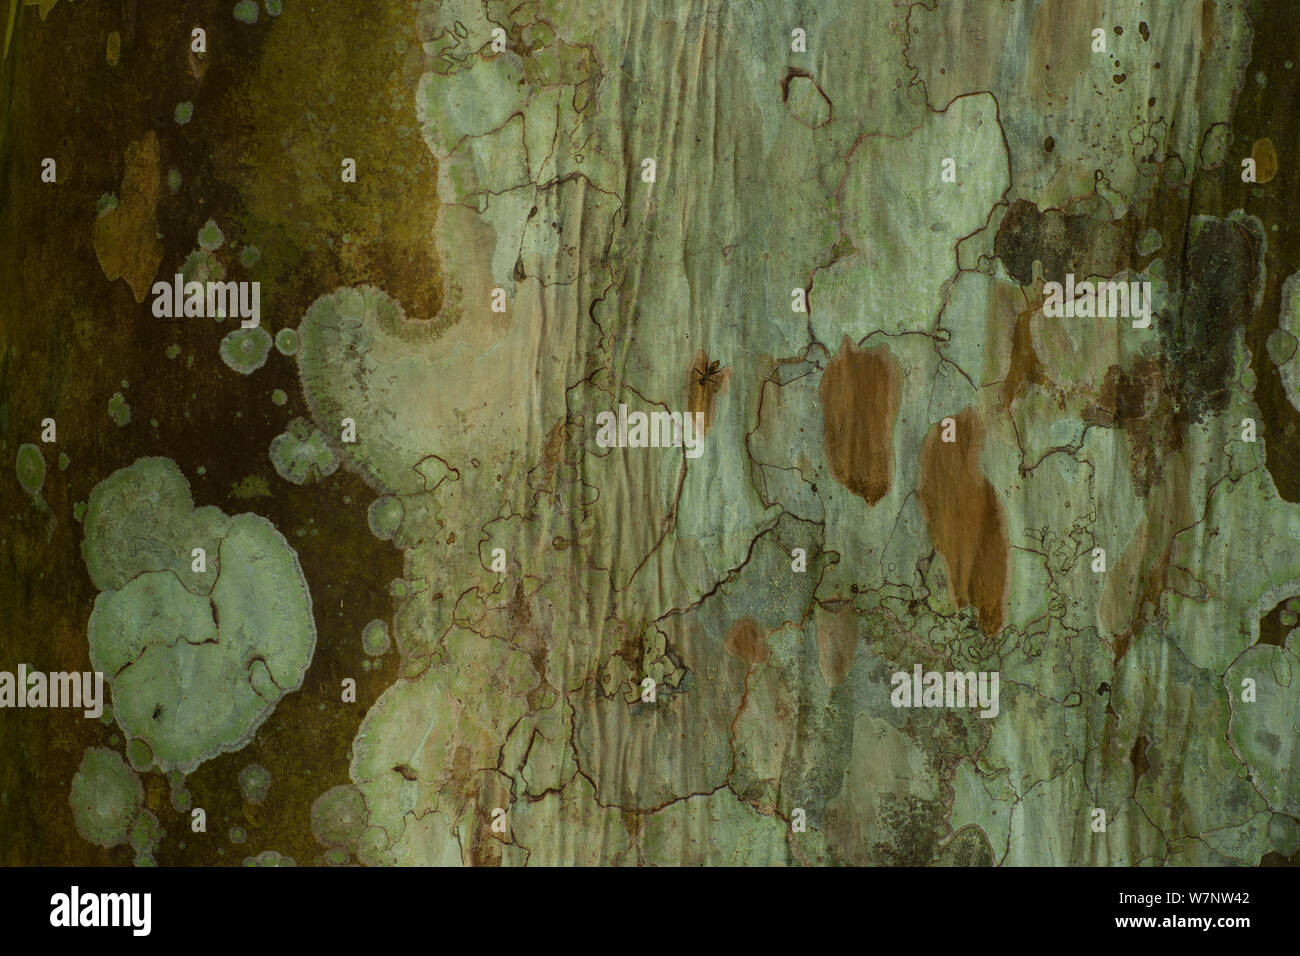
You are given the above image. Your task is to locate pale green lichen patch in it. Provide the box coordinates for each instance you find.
[16,443,44,495]
[311,784,366,850]
[1136,227,1163,256]
[269,417,339,485]
[1274,272,1300,413]
[69,747,143,849]
[180,249,224,286]
[107,391,130,426]
[220,326,274,374]
[125,737,153,771]
[174,101,194,125]
[233,0,258,24]
[238,763,272,803]
[361,619,390,656]
[274,327,299,356]
[265,0,282,15]
[129,808,162,855]
[83,457,316,773]
[96,193,118,217]
[197,219,225,252]
[271,388,287,406]
[239,244,261,268]
[366,495,402,540]
[166,344,181,359]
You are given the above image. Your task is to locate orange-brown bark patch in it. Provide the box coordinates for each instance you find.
[819,337,901,506]
[918,407,1010,635]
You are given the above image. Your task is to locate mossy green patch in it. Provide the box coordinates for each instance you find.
[16,442,44,495]
[230,474,271,499]
[107,392,130,426]
[197,219,225,252]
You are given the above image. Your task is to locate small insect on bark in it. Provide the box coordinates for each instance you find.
[695,359,727,388]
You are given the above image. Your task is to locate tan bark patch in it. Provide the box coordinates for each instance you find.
[93,132,163,303]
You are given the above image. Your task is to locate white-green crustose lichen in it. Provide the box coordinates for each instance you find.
[220,327,273,374]
[82,457,317,773]
[270,417,339,485]
[238,763,272,804]
[69,747,143,848]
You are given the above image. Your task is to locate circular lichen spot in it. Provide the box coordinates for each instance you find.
[275,327,300,356]
[240,244,261,268]
[311,784,367,849]
[16,443,45,495]
[270,417,339,485]
[166,344,181,360]
[181,249,224,286]
[238,763,272,804]
[271,388,288,406]
[366,496,403,540]
[108,392,131,426]
[219,326,274,375]
[229,826,247,844]
[361,619,391,657]
[265,0,283,15]
[174,101,194,125]
[234,0,259,23]
[69,747,143,849]
[197,219,225,252]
